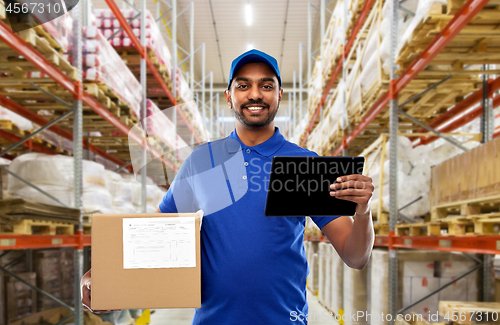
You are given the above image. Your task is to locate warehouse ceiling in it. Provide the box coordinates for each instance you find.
[176,0,322,85]
[92,0,326,86]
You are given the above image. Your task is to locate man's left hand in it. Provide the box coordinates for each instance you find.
[329,175,374,217]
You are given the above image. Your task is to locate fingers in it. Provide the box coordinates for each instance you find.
[330,188,371,197]
[333,194,372,206]
[335,174,372,183]
[330,180,374,191]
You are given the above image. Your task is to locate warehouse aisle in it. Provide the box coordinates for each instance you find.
[149,290,337,324]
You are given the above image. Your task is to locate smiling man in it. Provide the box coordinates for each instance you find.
[81,49,375,324]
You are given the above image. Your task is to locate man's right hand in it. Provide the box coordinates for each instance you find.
[81,269,121,314]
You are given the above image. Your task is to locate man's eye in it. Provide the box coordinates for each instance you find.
[263,85,273,89]
[237,84,248,89]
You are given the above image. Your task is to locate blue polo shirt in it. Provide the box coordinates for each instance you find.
[159,127,339,325]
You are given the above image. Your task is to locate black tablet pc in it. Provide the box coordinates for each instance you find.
[264,156,365,217]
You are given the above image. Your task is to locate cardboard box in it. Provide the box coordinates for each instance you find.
[91,212,201,310]
[33,249,62,311]
[403,277,440,319]
[5,272,37,323]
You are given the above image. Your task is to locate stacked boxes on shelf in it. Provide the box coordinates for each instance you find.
[82,26,142,118]
[33,249,76,311]
[429,136,500,234]
[60,248,74,306]
[312,248,480,324]
[5,273,37,324]
[33,250,62,311]
[94,8,172,81]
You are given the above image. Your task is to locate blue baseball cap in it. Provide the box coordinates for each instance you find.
[227,49,281,89]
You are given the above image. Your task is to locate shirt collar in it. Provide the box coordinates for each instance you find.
[226,127,286,157]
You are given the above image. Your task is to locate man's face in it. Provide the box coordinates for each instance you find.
[224,62,283,129]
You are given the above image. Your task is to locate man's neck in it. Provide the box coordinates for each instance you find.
[235,123,276,147]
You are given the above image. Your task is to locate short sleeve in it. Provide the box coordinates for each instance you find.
[310,216,340,229]
[158,156,196,213]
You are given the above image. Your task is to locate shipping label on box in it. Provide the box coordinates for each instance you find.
[123,217,196,269]
[91,212,202,310]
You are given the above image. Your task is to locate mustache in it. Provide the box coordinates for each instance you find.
[241,101,270,109]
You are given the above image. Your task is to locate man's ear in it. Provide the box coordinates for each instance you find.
[278,88,284,103]
[224,89,232,109]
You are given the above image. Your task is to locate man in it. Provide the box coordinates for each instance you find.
[81,49,374,324]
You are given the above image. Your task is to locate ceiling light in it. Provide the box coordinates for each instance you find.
[247,43,253,51]
[245,3,253,26]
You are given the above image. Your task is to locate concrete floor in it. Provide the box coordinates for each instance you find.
[150,289,338,324]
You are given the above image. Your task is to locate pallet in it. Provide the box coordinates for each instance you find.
[395,220,472,236]
[83,223,91,235]
[83,83,133,117]
[0,198,80,220]
[14,29,77,79]
[32,25,65,53]
[431,195,500,220]
[397,1,500,71]
[373,224,389,236]
[438,301,500,325]
[397,212,500,236]
[0,121,70,156]
[117,48,173,91]
[0,218,74,235]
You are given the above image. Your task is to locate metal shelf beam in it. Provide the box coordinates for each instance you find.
[374,235,500,255]
[0,130,59,155]
[0,235,91,250]
[305,235,500,255]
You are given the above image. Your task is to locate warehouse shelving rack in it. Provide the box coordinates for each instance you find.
[0,1,207,324]
[301,0,499,320]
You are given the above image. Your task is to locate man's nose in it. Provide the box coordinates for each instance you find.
[247,85,263,101]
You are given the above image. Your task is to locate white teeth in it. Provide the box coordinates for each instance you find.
[247,107,264,111]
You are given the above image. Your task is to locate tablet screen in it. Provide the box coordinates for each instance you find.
[264,156,365,217]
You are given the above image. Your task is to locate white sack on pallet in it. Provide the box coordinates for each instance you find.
[13,185,73,207]
[8,153,114,213]
[81,185,114,214]
[11,183,113,214]
[7,153,106,192]
[0,106,33,131]
[120,174,157,207]
[104,170,136,214]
